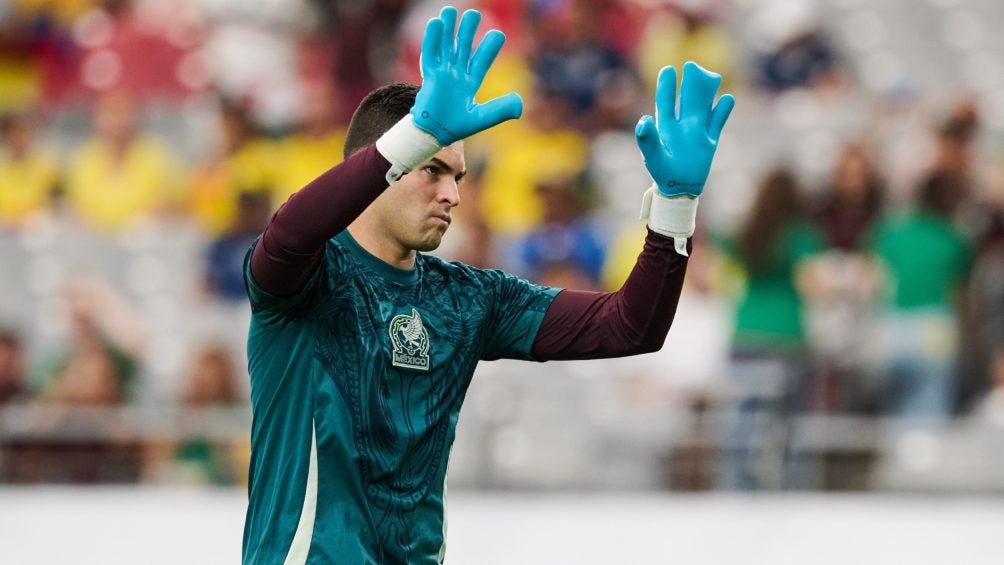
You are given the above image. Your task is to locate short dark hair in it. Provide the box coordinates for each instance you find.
[343,83,419,158]
[918,170,966,218]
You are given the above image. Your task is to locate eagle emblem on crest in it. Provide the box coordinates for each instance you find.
[389,308,430,371]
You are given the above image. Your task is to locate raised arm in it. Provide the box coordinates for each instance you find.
[249,6,522,297]
[249,147,390,297]
[533,62,734,360]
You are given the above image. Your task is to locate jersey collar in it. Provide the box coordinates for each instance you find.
[336,230,420,285]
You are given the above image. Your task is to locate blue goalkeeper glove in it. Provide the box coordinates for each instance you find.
[376,6,523,183]
[413,6,523,145]
[636,61,734,254]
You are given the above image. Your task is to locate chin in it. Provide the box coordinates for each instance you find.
[421,223,451,249]
[413,236,443,252]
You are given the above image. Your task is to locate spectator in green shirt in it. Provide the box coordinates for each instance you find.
[870,171,972,421]
[717,167,824,489]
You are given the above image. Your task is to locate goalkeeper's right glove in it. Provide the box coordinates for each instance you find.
[377,6,523,184]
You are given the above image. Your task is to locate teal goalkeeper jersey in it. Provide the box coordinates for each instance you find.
[242,230,560,564]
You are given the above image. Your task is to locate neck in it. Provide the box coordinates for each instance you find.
[346,217,416,270]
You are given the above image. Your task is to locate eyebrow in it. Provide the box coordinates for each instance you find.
[429,157,467,181]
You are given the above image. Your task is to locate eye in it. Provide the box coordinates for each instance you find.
[424,165,441,177]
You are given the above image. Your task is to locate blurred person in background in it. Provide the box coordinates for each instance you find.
[868,171,971,486]
[814,143,885,252]
[958,153,1004,412]
[637,0,735,96]
[205,191,272,302]
[65,90,181,231]
[272,80,347,205]
[188,99,274,235]
[144,343,245,486]
[10,276,147,483]
[0,327,26,481]
[307,0,409,113]
[519,177,606,290]
[869,171,971,420]
[899,101,981,411]
[476,88,588,244]
[34,275,146,405]
[0,3,42,111]
[804,142,885,414]
[932,100,979,178]
[0,1,79,111]
[186,98,275,235]
[716,167,824,490]
[0,328,26,405]
[586,68,653,227]
[64,0,203,103]
[0,112,60,227]
[749,0,845,94]
[960,212,1004,411]
[529,0,627,120]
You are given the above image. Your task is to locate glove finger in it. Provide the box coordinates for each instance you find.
[476,92,524,130]
[469,29,506,85]
[439,6,458,63]
[635,115,669,165]
[708,93,735,142]
[655,66,677,136]
[455,9,481,66]
[679,61,721,121]
[421,17,444,73]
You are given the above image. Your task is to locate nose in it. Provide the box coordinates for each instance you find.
[438,177,460,207]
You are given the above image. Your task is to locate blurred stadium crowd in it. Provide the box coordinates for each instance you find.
[1,0,1003,492]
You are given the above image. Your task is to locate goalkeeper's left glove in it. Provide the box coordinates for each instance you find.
[636,61,734,255]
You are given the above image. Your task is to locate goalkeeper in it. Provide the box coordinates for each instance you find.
[242,6,734,564]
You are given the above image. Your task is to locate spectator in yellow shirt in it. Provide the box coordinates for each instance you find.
[65,91,180,231]
[272,80,346,206]
[188,101,276,235]
[477,90,589,237]
[0,112,59,227]
[638,4,736,96]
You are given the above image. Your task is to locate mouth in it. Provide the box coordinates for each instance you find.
[433,214,451,225]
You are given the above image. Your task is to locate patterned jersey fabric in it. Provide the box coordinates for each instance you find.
[242,230,559,564]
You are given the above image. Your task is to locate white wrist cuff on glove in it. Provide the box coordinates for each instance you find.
[639,182,698,257]
[375,115,444,184]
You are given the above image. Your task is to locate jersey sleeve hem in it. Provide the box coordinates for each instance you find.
[526,288,564,362]
[485,285,561,362]
[244,237,326,326]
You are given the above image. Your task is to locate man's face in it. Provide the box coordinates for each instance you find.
[370,141,466,253]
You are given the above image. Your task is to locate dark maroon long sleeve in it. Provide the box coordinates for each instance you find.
[250,145,391,297]
[531,229,690,360]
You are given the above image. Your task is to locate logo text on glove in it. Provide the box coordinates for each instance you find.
[666,180,704,189]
